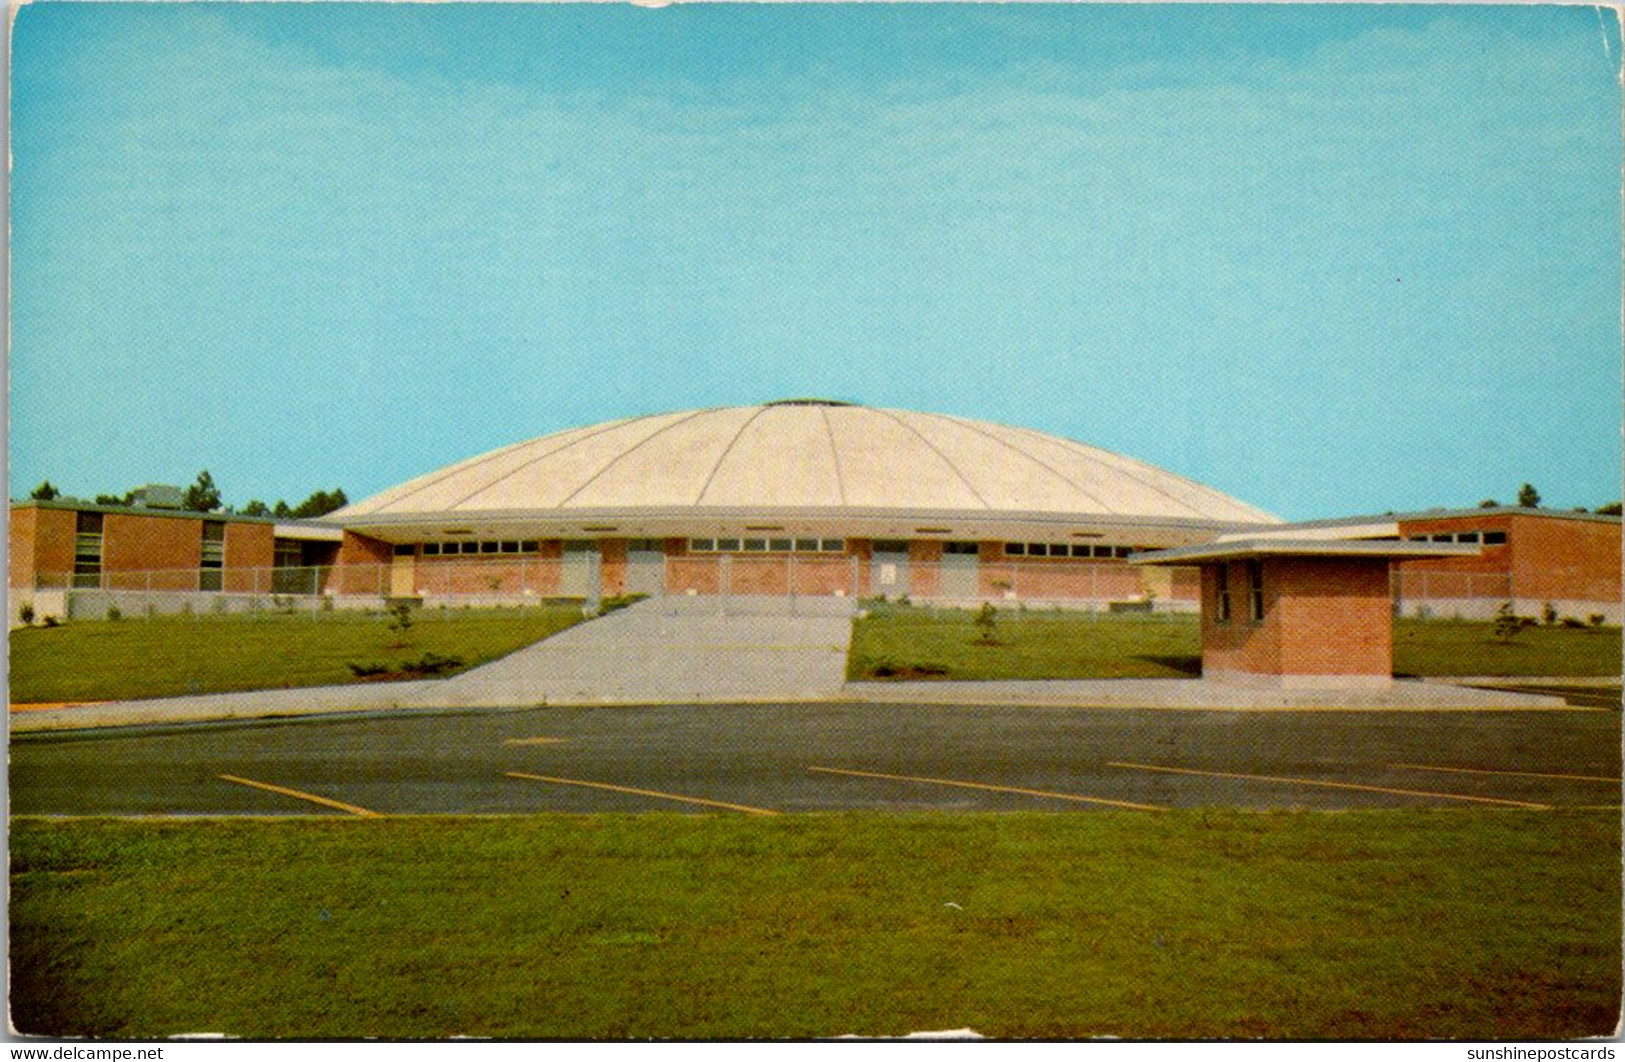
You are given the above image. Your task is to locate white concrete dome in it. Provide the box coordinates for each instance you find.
[334,401,1279,545]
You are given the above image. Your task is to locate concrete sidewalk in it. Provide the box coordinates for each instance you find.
[405,594,858,707]
[842,678,1569,710]
[11,591,1587,731]
[9,680,440,733]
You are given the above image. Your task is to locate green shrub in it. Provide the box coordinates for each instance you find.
[597,593,649,616]
[18,603,34,626]
[973,602,1000,645]
[41,615,60,628]
[105,606,122,622]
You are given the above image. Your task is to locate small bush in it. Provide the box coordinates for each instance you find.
[1493,602,1523,640]
[597,593,649,616]
[1589,614,1607,627]
[345,651,465,681]
[1542,602,1558,625]
[18,603,34,626]
[105,606,122,622]
[973,602,1000,645]
[41,615,60,628]
[385,600,415,633]
[1560,616,1585,629]
[406,651,463,676]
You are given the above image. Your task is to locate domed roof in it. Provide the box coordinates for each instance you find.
[335,402,1278,538]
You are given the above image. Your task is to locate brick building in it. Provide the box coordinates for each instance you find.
[9,500,343,622]
[9,403,1619,632]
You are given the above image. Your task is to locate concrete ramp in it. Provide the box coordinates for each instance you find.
[411,595,857,707]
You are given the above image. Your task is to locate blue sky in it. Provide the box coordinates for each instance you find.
[10,3,1622,520]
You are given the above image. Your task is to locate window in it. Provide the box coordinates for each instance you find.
[520,541,540,553]
[423,542,442,556]
[690,537,843,554]
[480,541,500,554]
[1482,531,1508,546]
[200,520,226,592]
[1247,560,1265,622]
[873,540,908,554]
[1006,543,1026,556]
[945,542,979,555]
[1215,562,1231,623]
[393,544,414,557]
[73,511,103,588]
[628,539,661,553]
[272,539,317,595]
[1454,532,1480,544]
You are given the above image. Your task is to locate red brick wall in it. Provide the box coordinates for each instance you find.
[909,540,943,598]
[1201,557,1392,678]
[600,539,628,597]
[1395,512,1620,603]
[223,522,275,592]
[1274,558,1392,676]
[9,506,75,589]
[1508,515,1620,603]
[328,531,392,594]
[103,513,203,582]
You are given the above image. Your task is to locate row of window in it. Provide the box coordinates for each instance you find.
[1006,543,1137,559]
[421,540,543,556]
[1407,531,1508,545]
[689,538,846,554]
[1215,560,1266,624]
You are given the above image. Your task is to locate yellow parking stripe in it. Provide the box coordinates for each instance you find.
[218,774,378,817]
[505,772,779,816]
[503,737,567,746]
[1392,763,1621,784]
[810,765,1165,811]
[1107,762,1549,809]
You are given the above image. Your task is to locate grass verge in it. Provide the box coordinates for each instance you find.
[8,607,585,703]
[11,810,1619,1039]
[1393,619,1623,677]
[847,605,1622,681]
[848,606,1202,680]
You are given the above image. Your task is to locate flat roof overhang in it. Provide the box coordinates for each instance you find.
[273,523,345,542]
[324,506,1282,548]
[1128,538,1481,566]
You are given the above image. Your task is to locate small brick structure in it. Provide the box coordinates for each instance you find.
[1131,539,1478,688]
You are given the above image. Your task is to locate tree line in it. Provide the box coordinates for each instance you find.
[25,471,349,519]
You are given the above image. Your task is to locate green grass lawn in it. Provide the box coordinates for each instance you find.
[8,606,585,703]
[849,606,1204,680]
[11,811,1618,1039]
[1393,619,1623,677]
[848,605,1622,681]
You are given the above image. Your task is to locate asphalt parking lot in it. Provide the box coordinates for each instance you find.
[12,702,1621,817]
